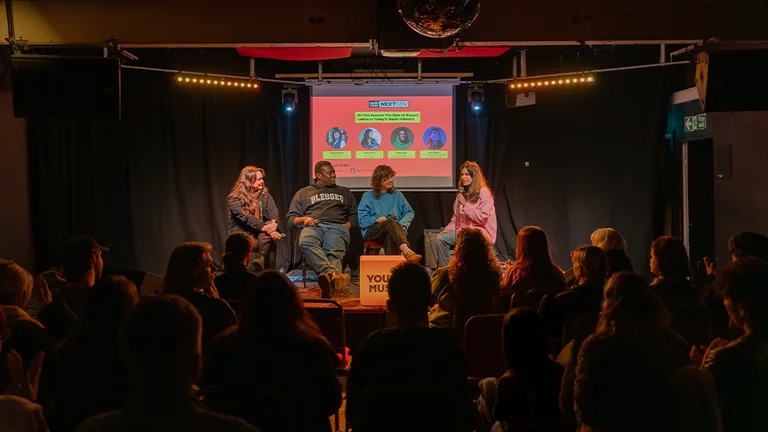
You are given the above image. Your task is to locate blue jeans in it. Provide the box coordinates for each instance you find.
[436,230,457,268]
[299,223,350,275]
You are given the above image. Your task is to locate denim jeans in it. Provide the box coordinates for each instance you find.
[298,223,350,275]
[436,230,457,268]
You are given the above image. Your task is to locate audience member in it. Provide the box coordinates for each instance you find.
[574,272,690,432]
[47,276,139,432]
[478,308,564,432]
[589,228,633,277]
[161,242,237,345]
[650,236,711,346]
[0,306,48,432]
[702,231,768,338]
[347,263,472,431]
[0,260,56,402]
[76,296,260,432]
[37,236,109,339]
[540,245,608,345]
[429,228,501,333]
[214,233,258,302]
[202,271,341,432]
[703,258,768,432]
[503,226,566,308]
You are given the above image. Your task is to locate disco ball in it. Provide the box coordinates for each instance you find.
[397,0,481,39]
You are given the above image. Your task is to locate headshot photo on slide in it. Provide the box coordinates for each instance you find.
[359,128,382,150]
[326,127,348,149]
[423,126,447,150]
[390,127,414,150]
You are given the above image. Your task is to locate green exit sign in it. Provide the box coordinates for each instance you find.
[684,114,707,132]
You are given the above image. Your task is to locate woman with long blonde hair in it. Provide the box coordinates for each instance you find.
[227,166,282,271]
[436,161,497,267]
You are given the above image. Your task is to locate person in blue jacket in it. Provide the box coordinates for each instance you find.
[358,165,422,263]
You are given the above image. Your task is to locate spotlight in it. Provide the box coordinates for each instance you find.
[587,76,594,82]
[467,87,485,113]
[177,77,183,82]
[207,79,211,84]
[282,89,298,112]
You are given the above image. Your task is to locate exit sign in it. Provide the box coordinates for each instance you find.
[684,114,707,132]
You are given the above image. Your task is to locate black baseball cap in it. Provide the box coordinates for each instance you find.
[62,235,110,257]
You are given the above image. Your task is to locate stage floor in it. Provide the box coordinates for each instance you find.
[293,273,386,314]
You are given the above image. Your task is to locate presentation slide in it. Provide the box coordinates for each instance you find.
[311,85,455,189]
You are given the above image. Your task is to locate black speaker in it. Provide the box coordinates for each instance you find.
[696,50,768,112]
[11,54,121,118]
[715,144,733,179]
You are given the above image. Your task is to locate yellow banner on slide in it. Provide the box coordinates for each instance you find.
[356,151,384,159]
[355,112,421,123]
[388,151,416,159]
[420,150,448,159]
[323,151,351,159]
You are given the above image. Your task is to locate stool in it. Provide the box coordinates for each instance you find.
[364,241,385,255]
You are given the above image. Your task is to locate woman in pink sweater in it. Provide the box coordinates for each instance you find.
[436,161,497,267]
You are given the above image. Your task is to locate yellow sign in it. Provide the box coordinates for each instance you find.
[355,112,421,123]
[359,255,406,306]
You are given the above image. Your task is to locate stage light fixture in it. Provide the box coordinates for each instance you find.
[282,89,298,113]
[467,87,485,113]
[175,75,259,90]
[507,75,596,91]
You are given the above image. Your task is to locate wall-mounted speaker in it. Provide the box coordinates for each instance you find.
[695,50,768,112]
[11,54,121,118]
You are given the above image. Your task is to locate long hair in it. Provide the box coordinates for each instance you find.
[450,228,502,306]
[650,236,691,279]
[161,242,212,296]
[572,245,608,284]
[227,166,266,216]
[239,270,327,343]
[370,165,396,198]
[426,127,444,148]
[596,272,670,334]
[458,161,490,204]
[515,226,565,284]
[590,228,627,252]
[362,128,374,146]
[222,232,253,271]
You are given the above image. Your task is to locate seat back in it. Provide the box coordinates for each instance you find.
[463,314,506,379]
[304,299,347,365]
[357,383,467,432]
[511,289,557,311]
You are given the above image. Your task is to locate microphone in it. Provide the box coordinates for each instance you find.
[458,187,465,211]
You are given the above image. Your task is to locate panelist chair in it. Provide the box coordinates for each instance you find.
[291,227,310,290]
[363,241,385,255]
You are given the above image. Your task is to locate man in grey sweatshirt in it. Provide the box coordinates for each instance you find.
[287,161,358,296]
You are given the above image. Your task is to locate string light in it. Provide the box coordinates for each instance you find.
[508,75,596,90]
[176,75,259,89]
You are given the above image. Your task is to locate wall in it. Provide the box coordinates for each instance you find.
[710,112,768,271]
[0,63,34,269]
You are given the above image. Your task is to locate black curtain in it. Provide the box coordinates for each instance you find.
[28,66,669,278]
